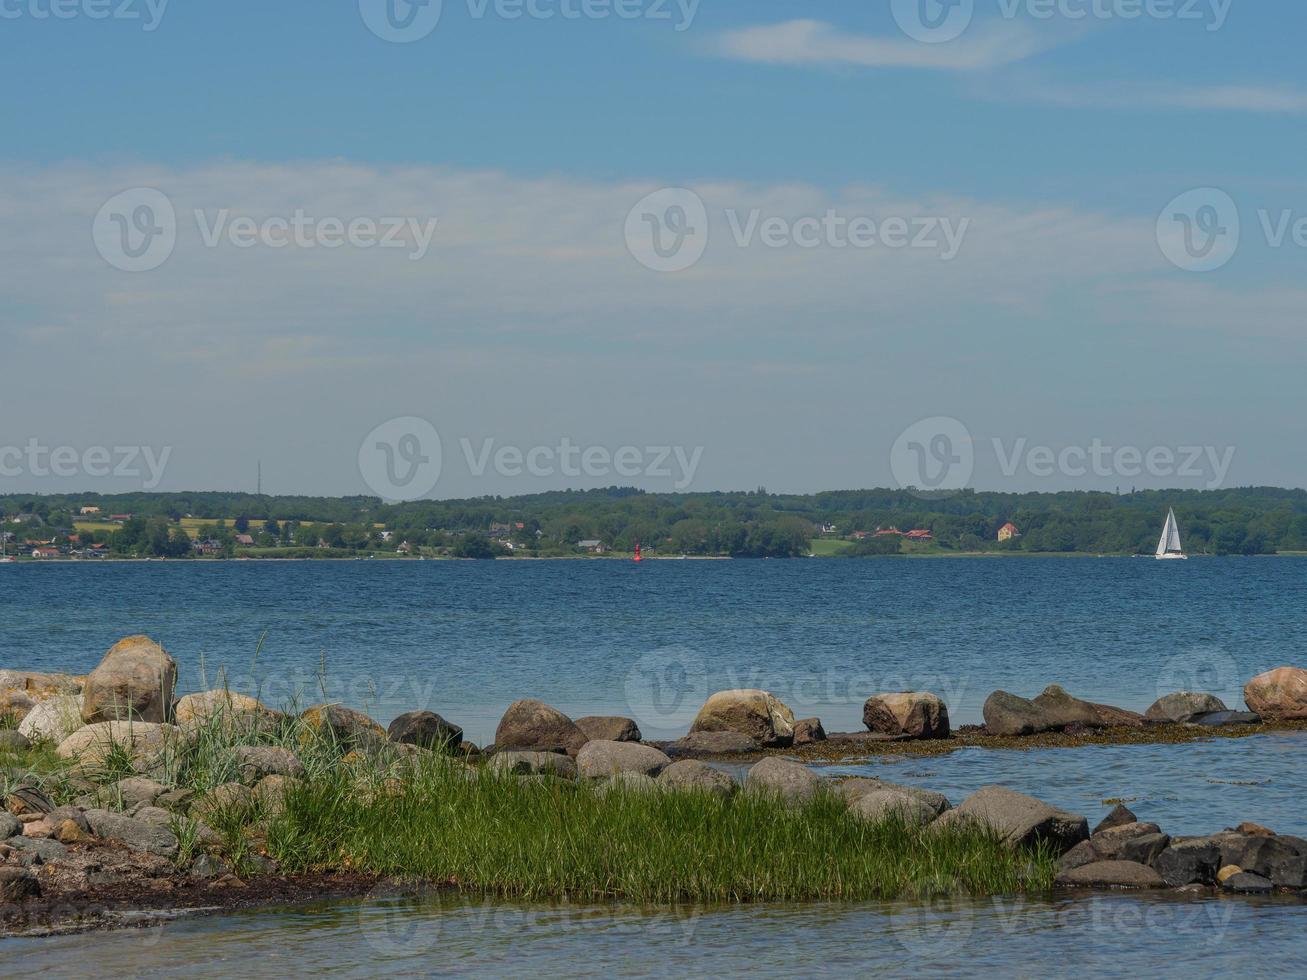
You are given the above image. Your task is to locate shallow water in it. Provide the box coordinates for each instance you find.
[3,558,1305,742]
[6,891,1305,978]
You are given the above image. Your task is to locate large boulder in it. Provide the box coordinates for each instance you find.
[83,808,179,858]
[56,721,181,772]
[837,777,951,817]
[982,691,1050,736]
[1154,838,1222,886]
[792,718,826,744]
[0,731,29,753]
[1055,860,1166,889]
[1218,833,1307,888]
[0,689,35,720]
[849,789,937,825]
[493,700,588,756]
[1030,685,1108,729]
[387,711,463,750]
[1089,821,1163,860]
[574,716,641,743]
[1145,692,1228,723]
[81,636,177,724]
[745,757,819,805]
[657,759,736,797]
[577,740,671,779]
[690,690,796,748]
[110,776,167,808]
[175,690,273,728]
[1244,667,1307,720]
[235,745,305,784]
[953,785,1088,855]
[18,694,85,744]
[300,704,386,748]
[862,692,950,740]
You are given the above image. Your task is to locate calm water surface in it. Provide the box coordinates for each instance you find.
[3,558,1305,741]
[6,891,1306,978]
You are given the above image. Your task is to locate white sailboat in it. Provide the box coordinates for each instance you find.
[1155,507,1187,560]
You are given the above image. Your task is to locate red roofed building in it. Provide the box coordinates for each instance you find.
[998,522,1020,542]
[905,529,934,541]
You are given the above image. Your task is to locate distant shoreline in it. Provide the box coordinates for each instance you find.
[4,552,1305,564]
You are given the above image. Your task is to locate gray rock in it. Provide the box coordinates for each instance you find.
[745,757,819,805]
[792,718,826,744]
[1090,822,1164,860]
[155,788,196,812]
[1223,871,1275,894]
[1056,860,1166,889]
[190,853,231,878]
[954,785,1088,855]
[1145,692,1227,723]
[982,691,1052,736]
[17,695,84,744]
[493,700,588,756]
[1058,840,1099,872]
[1155,839,1222,886]
[234,745,305,783]
[46,806,89,833]
[1119,832,1171,866]
[0,730,30,752]
[111,776,167,808]
[7,836,69,862]
[849,789,937,825]
[0,812,21,839]
[574,716,641,743]
[0,866,41,900]
[1219,834,1307,888]
[194,783,256,820]
[837,778,951,817]
[1091,803,1138,835]
[576,740,671,779]
[669,731,760,756]
[84,809,179,858]
[387,711,464,750]
[1030,685,1109,729]
[657,759,736,797]
[488,751,578,778]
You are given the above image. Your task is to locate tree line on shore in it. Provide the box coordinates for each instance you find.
[2,486,1306,559]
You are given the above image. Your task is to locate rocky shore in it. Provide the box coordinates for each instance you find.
[4,637,1307,936]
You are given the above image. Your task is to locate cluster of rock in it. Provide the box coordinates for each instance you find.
[1055,804,1307,895]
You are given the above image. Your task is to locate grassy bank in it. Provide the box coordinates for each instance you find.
[268,756,1056,903]
[1,711,1056,905]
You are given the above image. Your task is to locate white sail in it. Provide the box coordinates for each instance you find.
[1156,508,1185,558]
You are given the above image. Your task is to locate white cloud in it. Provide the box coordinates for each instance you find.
[714,18,1062,72]
[994,78,1307,113]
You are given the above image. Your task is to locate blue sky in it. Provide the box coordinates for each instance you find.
[2,0,1305,497]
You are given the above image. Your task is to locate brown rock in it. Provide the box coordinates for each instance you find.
[1243,667,1307,720]
[1056,860,1166,889]
[792,717,826,744]
[81,636,177,724]
[689,689,796,748]
[1237,821,1275,837]
[574,716,641,743]
[55,819,87,844]
[0,866,41,901]
[493,700,588,756]
[1092,803,1138,834]
[300,704,386,748]
[175,690,274,727]
[863,692,950,740]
